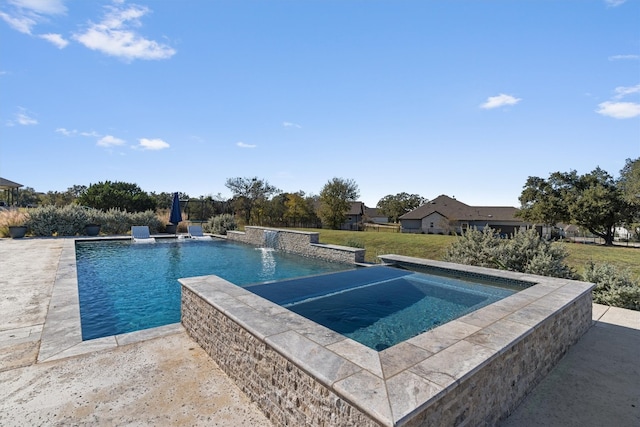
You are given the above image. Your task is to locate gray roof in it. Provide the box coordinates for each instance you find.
[399,195,521,222]
[0,177,23,190]
[348,202,366,215]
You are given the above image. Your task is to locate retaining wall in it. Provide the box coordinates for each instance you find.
[226,226,365,264]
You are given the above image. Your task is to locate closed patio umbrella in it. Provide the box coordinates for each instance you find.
[169,192,182,226]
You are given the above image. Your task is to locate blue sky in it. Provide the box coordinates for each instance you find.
[1,0,639,208]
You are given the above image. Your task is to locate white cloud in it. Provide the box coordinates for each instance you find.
[81,130,100,137]
[604,0,627,7]
[55,127,76,136]
[283,121,301,129]
[596,101,640,119]
[0,0,66,34]
[97,135,126,147]
[7,107,37,126]
[613,84,640,99]
[73,2,176,61]
[39,33,68,48]
[480,93,522,109]
[8,0,67,15]
[17,112,37,125]
[137,138,169,150]
[596,84,640,119]
[0,10,36,33]
[237,141,257,148]
[608,54,639,61]
[56,127,101,137]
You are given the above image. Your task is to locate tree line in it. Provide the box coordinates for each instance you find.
[6,157,639,235]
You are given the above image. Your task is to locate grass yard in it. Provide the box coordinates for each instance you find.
[561,242,640,280]
[291,228,640,281]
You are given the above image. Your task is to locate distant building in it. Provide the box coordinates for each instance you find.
[342,202,366,230]
[0,177,23,206]
[399,194,531,235]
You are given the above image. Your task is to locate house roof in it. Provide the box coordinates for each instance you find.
[365,206,384,218]
[348,202,366,215]
[0,177,23,190]
[399,194,521,222]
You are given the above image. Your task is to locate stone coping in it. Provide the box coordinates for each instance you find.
[180,256,595,426]
[38,237,185,363]
[37,233,352,363]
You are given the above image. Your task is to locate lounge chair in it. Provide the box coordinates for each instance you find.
[131,226,156,243]
[187,225,212,240]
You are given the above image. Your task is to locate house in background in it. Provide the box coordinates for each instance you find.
[340,202,388,230]
[342,202,366,230]
[399,194,531,235]
[364,206,388,224]
[0,177,23,207]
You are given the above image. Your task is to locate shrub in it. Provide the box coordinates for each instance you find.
[584,262,640,311]
[501,228,576,279]
[206,214,237,235]
[100,208,131,235]
[130,210,163,234]
[0,209,30,237]
[27,205,78,236]
[444,226,576,279]
[23,205,163,236]
[443,227,502,269]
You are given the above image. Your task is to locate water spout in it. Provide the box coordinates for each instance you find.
[264,230,279,249]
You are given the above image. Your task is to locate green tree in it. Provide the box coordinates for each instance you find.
[225,177,280,225]
[619,158,640,204]
[376,193,427,223]
[68,185,88,199]
[77,181,157,212]
[318,178,359,229]
[16,186,39,207]
[518,167,632,245]
[618,158,640,238]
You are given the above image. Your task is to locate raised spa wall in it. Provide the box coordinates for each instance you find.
[181,228,595,426]
[226,226,365,264]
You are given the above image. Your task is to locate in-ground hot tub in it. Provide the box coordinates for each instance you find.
[180,232,594,426]
[244,265,522,351]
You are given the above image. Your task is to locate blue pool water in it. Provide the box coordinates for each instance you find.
[75,239,354,340]
[246,266,517,350]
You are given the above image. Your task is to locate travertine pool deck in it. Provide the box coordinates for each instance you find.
[0,237,638,426]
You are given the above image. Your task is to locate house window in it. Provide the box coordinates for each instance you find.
[430,222,434,228]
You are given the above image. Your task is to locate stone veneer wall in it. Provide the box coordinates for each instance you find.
[400,293,593,426]
[227,226,365,264]
[182,279,593,426]
[182,286,380,427]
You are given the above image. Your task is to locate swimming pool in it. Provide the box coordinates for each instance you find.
[245,266,518,350]
[75,238,355,340]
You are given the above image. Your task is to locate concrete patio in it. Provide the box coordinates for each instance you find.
[0,238,638,426]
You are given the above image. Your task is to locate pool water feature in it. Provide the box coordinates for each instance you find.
[245,266,517,350]
[75,238,354,340]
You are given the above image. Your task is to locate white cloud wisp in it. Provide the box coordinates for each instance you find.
[73,2,176,61]
[0,0,67,35]
[596,84,640,119]
[237,141,257,148]
[97,135,126,147]
[137,138,170,150]
[480,93,522,109]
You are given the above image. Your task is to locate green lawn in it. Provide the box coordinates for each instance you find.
[291,228,640,281]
